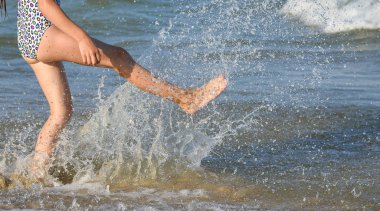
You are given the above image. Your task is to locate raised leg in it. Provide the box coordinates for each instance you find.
[37,26,227,114]
[28,61,73,173]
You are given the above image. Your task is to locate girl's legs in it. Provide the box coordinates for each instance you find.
[29,26,227,172]
[27,61,73,172]
[37,26,227,114]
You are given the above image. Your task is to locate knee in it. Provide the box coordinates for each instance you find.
[50,104,73,127]
[111,47,135,71]
[116,47,135,63]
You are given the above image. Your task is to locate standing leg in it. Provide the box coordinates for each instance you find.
[37,26,227,114]
[28,61,73,173]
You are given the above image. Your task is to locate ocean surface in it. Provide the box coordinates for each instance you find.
[0,0,379,209]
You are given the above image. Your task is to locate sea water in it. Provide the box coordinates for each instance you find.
[0,0,379,209]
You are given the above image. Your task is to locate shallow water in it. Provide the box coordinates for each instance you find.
[0,0,379,210]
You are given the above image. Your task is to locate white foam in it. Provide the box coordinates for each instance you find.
[281,0,380,33]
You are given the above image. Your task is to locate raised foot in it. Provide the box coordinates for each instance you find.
[179,75,228,114]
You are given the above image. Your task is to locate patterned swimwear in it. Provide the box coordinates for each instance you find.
[17,0,60,59]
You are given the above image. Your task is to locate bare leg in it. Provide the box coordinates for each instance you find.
[27,61,73,173]
[37,26,227,114]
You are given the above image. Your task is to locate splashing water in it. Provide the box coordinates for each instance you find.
[1,0,379,209]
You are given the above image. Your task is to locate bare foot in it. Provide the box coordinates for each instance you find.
[29,157,61,187]
[179,75,228,114]
[30,152,50,179]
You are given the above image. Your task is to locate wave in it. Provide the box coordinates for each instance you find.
[281,0,380,33]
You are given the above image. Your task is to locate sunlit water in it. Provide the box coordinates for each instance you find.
[0,0,379,210]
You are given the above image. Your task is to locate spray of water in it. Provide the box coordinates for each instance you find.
[4,1,370,209]
[0,0,325,188]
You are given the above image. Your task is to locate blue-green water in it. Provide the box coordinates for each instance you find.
[0,0,379,209]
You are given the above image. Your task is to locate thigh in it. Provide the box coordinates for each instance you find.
[37,26,123,68]
[29,61,72,114]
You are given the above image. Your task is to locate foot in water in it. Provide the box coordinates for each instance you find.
[0,173,11,188]
[29,153,61,186]
[179,75,228,114]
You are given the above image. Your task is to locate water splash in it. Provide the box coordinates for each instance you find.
[1,0,327,188]
[52,83,226,186]
[1,0,378,209]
